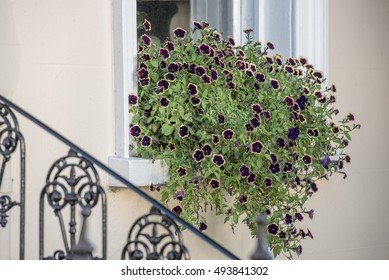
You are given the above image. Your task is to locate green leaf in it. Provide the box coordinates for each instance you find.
[233,213,239,224]
[161,124,174,136]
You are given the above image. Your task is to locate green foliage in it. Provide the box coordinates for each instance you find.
[129,20,359,258]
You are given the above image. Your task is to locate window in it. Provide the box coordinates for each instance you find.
[109,0,328,187]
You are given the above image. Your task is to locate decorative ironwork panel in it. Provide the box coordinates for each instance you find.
[39,149,107,260]
[0,102,26,259]
[121,206,190,260]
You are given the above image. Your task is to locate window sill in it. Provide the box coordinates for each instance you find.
[108,156,169,187]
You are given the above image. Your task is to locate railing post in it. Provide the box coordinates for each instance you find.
[251,214,273,260]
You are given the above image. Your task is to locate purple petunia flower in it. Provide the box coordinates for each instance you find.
[311,182,318,192]
[283,162,293,172]
[193,21,203,30]
[239,195,247,203]
[139,78,150,87]
[193,149,205,162]
[187,83,198,96]
[195,66,206,77]
[313,71,323,79]
[143,19,151,31]
[263,111,272,120]
[245,123,254,133]
[137,68,149,79]
[165,41,174,51]
[250,117,261,128]
[227,82,236,90]
[288,127,300,141]
[262,179,273,190]
[298,114,306,123]
[246,70,254,77]
[302,155,312,165]
[314,90,323,99]
[307,129,315,137]
[160,97,170,108]
[176,167,187,177]
[287,57,297,66]
[212,154,225,167]
[235,60,246,70]
[270,154,278,163]
[217,114,225,125]
[247,173,256,184]
[165,73,175,81]
[199,43,210,55]
[141,136,152,147]
[285,214,293,224]
[175,191,185,201]
[251,104,263,114]
[253,83,260,90]
[201,21,210,28]
[159,60,167,69]
[268,163,281,174]
[296,95,309,110]
[202,144,213,156]
[228,36,235,45]
[199,222,207,232]
[172,205,182,216]
[212,134,220,144]
[202,75,211,84]
[139,62,147,69]
[330,95,336,103]
[128,94,138,105]
[300,57,308,65]
[266,41,275,50]
[168,62,179,73]
[130,125,142,138]
[210,179,220,189]
[267,224,279,235]
[301,86,310,95]
[140,34,151,46]
[323,154,331,169]
[285,65,294,74]
[276,137,285,148]
[251,141,263,154]
[168,143,176,151]
[173,27,187,38]
[265,56,274,64]
[223,129,234,140]
[239,165,251,178]
[159,48,170,59]
[191,96,201,106]
[284,96,294,107]
[141,53,151,61]
[270,79,280,90]
[211,69,218,81]
[157,79,169,91]
[178,125,189,138]
[213,32,221,41]
[347,113,355,121]
[295,213,304,221]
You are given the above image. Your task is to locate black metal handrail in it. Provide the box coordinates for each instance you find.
[0,95,240,260]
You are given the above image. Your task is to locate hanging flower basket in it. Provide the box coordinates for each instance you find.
[129,20,359,258]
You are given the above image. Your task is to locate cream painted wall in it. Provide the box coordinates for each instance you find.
[1,0,388,260]
[296,0,389,259]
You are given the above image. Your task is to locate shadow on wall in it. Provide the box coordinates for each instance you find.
[0,0,20,98]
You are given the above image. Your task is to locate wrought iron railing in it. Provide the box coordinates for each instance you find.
[0,95,271,260]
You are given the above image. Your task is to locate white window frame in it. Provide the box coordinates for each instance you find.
[108,0,328,187]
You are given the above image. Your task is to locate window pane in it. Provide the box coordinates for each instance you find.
[137,0,190,44]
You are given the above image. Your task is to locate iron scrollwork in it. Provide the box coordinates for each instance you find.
[0,101,26,259]
[121,206,190,260]
[39,149,107,260]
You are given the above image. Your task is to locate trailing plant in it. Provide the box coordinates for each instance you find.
[129,20,359,258]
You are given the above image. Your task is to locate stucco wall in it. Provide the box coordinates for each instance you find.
[296,0,389,259]
[1,0,389,260]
